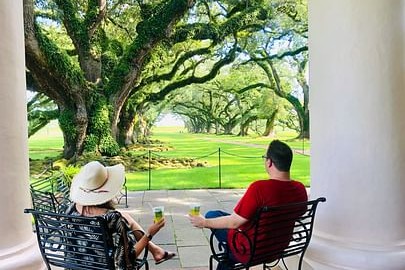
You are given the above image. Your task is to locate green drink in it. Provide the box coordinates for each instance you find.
[153,206,164,222]
[189,204,201,216]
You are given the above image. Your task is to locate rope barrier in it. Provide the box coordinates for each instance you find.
[220,149,260,159]
[149,150,219,160]
[128,146,309,190]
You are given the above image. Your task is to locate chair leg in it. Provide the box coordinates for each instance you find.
[281,258,289,270]
[297,253,304,270]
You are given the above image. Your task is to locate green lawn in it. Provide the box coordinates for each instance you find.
[29,121,64,160]
[29,124,311,190]
[126,127,310,190]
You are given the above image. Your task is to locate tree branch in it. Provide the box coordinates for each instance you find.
[24,0,85,106]
[171,6,267,44]
[140,46,212,86]
[87,0,107,39]
[247,45,308,63]
[147,42,238,103]
[236,83,271,94]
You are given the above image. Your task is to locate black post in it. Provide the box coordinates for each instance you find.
[302,137,305,155]
[301,117,305,155]
[148,150,151,190]
[218,147,222,188]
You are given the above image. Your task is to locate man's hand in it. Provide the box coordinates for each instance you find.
[188,214,206,228]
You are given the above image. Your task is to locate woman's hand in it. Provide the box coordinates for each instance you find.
[188,214,206,228]
[147,218,165,237]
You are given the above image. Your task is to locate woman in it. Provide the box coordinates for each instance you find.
[68,161,176,268]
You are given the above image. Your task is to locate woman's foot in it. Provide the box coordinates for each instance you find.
[154,250,176,265]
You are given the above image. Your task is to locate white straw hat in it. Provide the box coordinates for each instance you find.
[70,161,125,206]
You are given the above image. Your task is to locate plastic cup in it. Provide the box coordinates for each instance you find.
[189,203,201,216]
[153,206,164,222]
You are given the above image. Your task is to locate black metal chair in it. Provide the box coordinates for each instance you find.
[25,209,149,270]
[30,175,71,213]
[115,177,128,208]
[209,197,326,270]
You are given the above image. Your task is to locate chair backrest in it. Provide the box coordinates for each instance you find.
[229,197,326,267]
[25,208,114,270]
[30,175,71,213]
[30,188,59,213]
[115,177,128,208]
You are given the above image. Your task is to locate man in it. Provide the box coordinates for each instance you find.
[188,140,308,269]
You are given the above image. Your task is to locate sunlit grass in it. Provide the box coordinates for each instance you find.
[29,122,63,160]
[29,124,311,190]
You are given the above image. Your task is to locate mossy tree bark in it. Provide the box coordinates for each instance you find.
[262,109,278,137]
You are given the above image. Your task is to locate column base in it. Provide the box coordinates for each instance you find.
[305,234,405,270]
[0,235,45,270]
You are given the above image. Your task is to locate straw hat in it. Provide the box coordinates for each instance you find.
[70,161,125,206]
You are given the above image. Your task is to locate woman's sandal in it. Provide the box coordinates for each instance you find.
[155,251,176,265]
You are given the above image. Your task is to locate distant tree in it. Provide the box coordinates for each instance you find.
[171,64,279,136]
[244,0,310,138]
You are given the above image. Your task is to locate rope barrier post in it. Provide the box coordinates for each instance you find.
[148,150,151,190]
[218,147,222,189]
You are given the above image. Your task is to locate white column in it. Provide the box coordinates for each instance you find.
[307,0,405,269]
[0,1,44,269]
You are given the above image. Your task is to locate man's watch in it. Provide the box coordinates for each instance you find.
[146,233,153,240]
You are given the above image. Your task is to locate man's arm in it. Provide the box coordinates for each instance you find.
[189,212,248,229]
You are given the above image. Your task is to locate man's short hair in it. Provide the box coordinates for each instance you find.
[266,140,293,172]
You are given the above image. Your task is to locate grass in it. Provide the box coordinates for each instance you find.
[125,127,310,190]
[29,121,64,160]
[29,124,311,190]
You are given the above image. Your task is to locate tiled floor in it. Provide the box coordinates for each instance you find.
[52,188,309,270]
[118,189,300,270]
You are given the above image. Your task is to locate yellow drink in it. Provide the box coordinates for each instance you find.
[153,206,164,222]
[189,204,200,216]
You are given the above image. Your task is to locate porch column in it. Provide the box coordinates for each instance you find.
[0,1,44,269]
[307,0,405,269]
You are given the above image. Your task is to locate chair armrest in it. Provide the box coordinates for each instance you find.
[209,229,228,261]
[208,228,253,264]
[131,229,149,263]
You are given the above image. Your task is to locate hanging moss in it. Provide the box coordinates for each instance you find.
[83,134,98,152]
[83,93,119,156]
[106,0,192,96]
[99,135,120,156]
[59,109,77,142]
[54,0,90,52]
[34,24,85,86]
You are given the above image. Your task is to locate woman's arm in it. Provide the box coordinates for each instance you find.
[120,211,165,257]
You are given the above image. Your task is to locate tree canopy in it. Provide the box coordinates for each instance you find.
[24,0,308,160]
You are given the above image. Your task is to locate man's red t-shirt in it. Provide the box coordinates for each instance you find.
[228,179,308,264]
